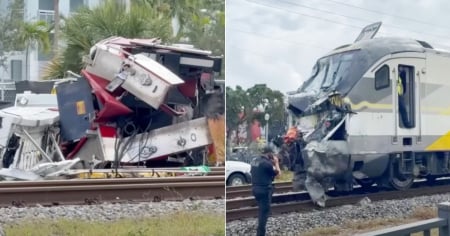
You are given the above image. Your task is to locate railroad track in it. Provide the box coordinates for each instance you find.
[226,182,293,199]
[83,166,225,176]
[226,179,450,222]
[0,175,224,207]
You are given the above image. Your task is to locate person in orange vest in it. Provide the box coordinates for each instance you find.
[283,126,298,144]
[282,126,307,190]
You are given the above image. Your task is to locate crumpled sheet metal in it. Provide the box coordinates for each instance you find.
[0,158,81,181]
[303,140,351,207]
[0,168,42,181]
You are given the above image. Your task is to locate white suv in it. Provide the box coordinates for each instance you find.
[226,160,252,186]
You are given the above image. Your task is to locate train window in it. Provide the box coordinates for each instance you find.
[375,65,390,90]
[398,65,415,129]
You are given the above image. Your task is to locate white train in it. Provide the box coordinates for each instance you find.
[286,23,450,205]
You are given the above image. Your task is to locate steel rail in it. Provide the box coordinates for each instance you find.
[226,191,310,210]
[226,181,292,192]
[0,179,224,207]
[117,167,224,171]
[206,170,224,176]
[67,168,224,174]
[226,182,450,222]
[0,175,224,187]
[226,183,294,199]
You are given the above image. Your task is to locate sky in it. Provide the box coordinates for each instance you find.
[225,0,450,93]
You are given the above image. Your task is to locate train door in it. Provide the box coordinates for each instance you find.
[383,57,425,189]
[389,58,425,146]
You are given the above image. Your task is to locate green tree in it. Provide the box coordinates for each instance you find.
[184,0,224,53]
[0,0,24,50]
[183,0,224,77]
[135,0,224,74]
[42,0,173,79]
[17,20,51,81]
[225,86,250,140]
[0,0,24,73]
[246,84,286,137]
[226,85,286,145]
[133,0,201,38]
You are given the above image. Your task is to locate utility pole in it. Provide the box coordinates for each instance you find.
[53,0,59,53]
[264,113,270,144]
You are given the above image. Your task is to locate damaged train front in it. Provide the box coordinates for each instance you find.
[286,50,360,207]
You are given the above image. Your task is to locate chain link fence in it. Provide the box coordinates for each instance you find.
[0,82,17,103]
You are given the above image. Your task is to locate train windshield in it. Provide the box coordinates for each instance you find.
[300,50,356,94]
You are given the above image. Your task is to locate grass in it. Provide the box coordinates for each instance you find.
[275,170,293,183]
[4,211,225,236]
[301,206,438,236]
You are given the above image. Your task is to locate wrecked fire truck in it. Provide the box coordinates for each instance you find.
[0,36,224,178]
[286,22,450,206]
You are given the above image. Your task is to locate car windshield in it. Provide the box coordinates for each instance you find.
[300,51,356,94]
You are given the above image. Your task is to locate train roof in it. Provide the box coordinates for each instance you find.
[324,37,450,59]
[292,37,450,108]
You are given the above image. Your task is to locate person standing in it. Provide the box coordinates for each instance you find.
[250,146,281,236]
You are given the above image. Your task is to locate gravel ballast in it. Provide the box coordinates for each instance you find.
[226,193,450,236]
[0,199,224,225]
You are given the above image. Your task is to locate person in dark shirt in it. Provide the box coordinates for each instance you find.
[250,146,281,236]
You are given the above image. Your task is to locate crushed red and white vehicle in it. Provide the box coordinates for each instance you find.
[0,36,224,177]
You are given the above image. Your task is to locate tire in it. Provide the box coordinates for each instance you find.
[227,173,246,186]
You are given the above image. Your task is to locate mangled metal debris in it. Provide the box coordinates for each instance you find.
[303,140,351,207]
[0,158,80,181]
[0,36,224,180]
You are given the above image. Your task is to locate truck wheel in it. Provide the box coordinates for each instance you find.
[227,173,246,186]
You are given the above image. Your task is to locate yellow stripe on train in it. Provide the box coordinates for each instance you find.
[343,97,450,115]
[425,131,450,151]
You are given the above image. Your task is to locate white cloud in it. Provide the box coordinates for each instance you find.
[226,0,450,93]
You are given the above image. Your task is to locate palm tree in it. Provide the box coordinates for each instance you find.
[185,3,224,55]
[132,0,224,75]
[160,0,201,38]
[183,0,225,76]
[133,0,200,38]
[42,0,173,79]
[17,20,51,81]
